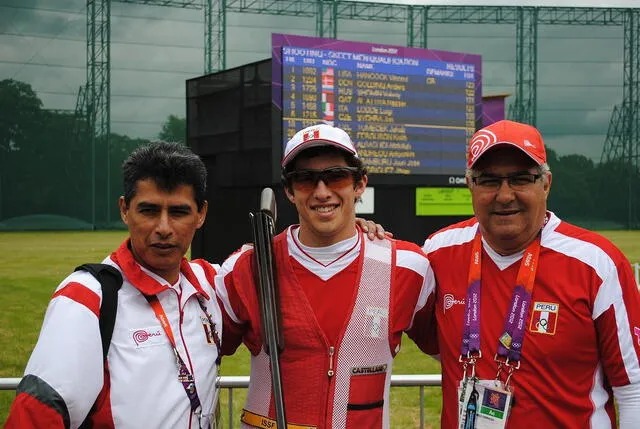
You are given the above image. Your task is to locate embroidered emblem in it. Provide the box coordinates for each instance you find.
[529,302,559,335]
[443,293,465,313]
[468,129,497,164]
[365,306,388,338]
[131,327,164,347]
[303,129,320,141]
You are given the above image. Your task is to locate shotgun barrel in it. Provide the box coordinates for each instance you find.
[250,188,287,428]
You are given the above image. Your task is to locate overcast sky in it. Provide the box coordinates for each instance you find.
[0,0,637,161]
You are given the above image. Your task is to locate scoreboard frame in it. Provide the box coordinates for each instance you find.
[271,33,482,186]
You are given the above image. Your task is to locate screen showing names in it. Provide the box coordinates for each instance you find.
[273,34,482,177]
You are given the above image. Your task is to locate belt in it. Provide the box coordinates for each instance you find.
[240,409,317,429]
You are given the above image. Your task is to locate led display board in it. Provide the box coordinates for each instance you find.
[272,33,482,184]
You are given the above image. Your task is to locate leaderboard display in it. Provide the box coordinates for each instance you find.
[272,33,482,180]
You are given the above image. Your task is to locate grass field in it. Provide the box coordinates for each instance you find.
[1,230,639,427]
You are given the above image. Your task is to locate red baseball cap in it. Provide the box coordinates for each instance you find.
[467,120,547,169]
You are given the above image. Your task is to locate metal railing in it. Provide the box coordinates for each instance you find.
[1,374,442,429]
[2,263,638,424]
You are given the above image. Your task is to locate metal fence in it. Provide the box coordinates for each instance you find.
[1,375,441,429]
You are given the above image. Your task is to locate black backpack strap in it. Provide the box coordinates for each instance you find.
[74,263,122,429]
[74,263,123,362]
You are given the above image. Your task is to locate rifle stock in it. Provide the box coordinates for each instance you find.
[250,188,287,427]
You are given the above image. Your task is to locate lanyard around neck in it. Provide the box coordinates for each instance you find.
[460,232,541,364]
[144,294,206,414]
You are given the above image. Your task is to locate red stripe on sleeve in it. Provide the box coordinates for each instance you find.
[86,361,115,428]
[596,305,631,386]
[220,269,254,355]
[192,258,218,285]
[5,392,66,429]
[52,282,100,318]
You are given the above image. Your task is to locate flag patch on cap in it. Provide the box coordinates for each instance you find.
[303,129,320,141]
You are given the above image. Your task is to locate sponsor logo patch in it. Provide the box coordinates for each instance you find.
[130,326,166,348]
[443,293,465,313]
[351,364,387,375]
[529,302,559,335]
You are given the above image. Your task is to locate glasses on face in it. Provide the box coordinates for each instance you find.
[471,172,542,191]
[285,166,361,192]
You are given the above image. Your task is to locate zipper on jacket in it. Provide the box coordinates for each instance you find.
[327,346,335,377]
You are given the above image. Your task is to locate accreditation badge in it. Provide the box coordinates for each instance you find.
[458,379,513,429]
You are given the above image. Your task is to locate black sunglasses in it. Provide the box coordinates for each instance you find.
[285,166,361,191]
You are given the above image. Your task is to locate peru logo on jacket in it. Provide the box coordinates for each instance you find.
[529,302,559,335]
[130,327,165,347]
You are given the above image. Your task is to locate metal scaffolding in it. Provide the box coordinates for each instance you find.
[512,7,537,125]
[86,0,110,226]
[601,9,640,228]
[80,1,639,227]
[83,0,205,226]
[205,0,226,73]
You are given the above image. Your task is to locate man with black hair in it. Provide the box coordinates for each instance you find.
[6,142,223,429]
[215,123,437,429]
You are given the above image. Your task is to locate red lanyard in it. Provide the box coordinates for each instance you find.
[145,295,203,414]
[146,295,180,351]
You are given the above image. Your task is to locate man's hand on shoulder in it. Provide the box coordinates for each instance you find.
[355,217,393,241]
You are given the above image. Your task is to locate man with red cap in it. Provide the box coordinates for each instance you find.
[215,123,437,429]
[421,119,640,428]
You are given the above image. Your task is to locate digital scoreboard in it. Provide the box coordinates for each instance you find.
[272,33,482,182]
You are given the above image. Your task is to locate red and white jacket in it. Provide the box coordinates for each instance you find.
[5,240,222,429]
[215,226,437,429]
[423,212,640,429]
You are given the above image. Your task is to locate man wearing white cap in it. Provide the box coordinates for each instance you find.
[420,120,640,428]
[215,123,437,429]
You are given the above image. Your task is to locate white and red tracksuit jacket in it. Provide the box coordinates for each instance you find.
[423,212,640,428]
[5,240,222,429]
[216,227,437,429]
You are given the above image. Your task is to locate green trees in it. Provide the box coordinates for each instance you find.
[546,147,640,228]
[0,80,192,228]
[158,114,186,143]
[0,80,42,152]
[0,79,87,224]
[0,78,638,229]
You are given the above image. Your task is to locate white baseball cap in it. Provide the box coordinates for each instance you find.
[281,124,358,168]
